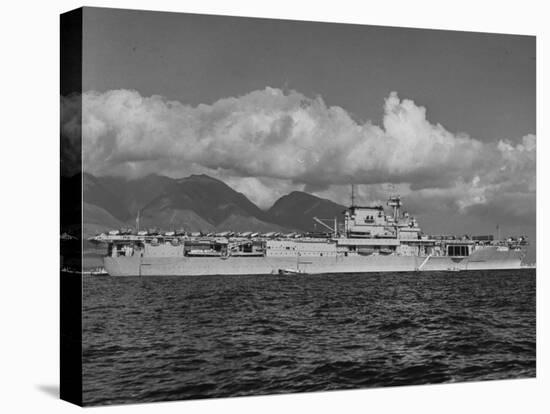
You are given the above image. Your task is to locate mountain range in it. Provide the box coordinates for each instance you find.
[71,173,346,238]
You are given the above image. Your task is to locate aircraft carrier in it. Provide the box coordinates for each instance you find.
[89,195,528,276]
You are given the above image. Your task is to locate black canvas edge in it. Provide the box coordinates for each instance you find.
[60,7,83,407]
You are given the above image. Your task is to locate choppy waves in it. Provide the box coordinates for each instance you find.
[82,269,536,405]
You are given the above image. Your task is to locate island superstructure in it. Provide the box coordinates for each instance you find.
[89,195,529,276]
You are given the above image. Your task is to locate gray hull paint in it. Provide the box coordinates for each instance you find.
[104,246,523,276]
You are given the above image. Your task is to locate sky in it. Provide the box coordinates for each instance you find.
[70,7,536,259]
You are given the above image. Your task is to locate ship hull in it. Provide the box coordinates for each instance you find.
[104,246,524,276]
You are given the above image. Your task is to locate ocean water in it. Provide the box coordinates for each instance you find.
[82,269,536,406]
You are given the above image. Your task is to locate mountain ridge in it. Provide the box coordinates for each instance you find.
[268,190,346,232]
[66,173,346,237]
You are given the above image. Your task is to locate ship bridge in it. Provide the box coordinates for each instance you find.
[344,195,421,239]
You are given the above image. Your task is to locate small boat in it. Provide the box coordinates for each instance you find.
[278,268,307,276]
[85,267,108,276]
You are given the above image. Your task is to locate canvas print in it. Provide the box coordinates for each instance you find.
[60,7,536,406]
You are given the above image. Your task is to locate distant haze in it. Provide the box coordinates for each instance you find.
[70,7,535,262]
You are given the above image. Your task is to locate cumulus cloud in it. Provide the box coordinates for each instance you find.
[223,176,302,209]
[73,88,488,184]
[60,87,535,225]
